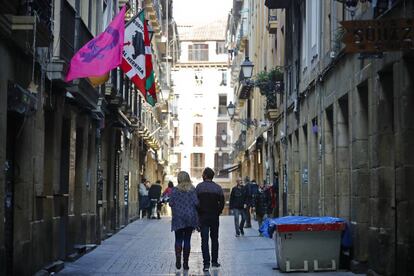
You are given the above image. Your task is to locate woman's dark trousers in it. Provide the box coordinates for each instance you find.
[174,227,193,270]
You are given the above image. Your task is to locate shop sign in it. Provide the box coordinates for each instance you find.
[341,18,414,53]
[124,174,129,206]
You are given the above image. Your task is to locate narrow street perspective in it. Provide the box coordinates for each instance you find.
[0,0,413,276]
[58,216,355,276]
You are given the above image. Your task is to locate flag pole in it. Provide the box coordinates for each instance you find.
[125,8,145,28]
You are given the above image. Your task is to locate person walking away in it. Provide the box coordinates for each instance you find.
[252,182,272,236]
[144,180,153,218]
[229,178,247,237]
[138,178,150,219]
[245,178,258,227]
[196,167,225,272]
[161,181,174,202]
[169,171,199,271]
[148,180,162,219]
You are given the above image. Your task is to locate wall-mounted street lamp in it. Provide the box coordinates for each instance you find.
[221,130,227,142]
[227,101,236,117]
[226,101,257,127]
[241,56,254,80]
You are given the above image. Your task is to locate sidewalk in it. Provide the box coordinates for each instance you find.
[58,216,357,276]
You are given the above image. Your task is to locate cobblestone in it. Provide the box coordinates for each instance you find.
[58,216,358,276]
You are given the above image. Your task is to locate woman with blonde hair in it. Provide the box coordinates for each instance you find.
[169,171,199,271]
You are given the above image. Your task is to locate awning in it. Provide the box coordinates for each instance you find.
[265,0,290,9]
[219,164,240,175]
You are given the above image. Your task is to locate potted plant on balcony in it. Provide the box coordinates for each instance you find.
[254,67,283,96]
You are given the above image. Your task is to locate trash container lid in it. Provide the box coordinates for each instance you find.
[272,216,346,233]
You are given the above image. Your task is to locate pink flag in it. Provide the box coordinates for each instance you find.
[65,6,127,82]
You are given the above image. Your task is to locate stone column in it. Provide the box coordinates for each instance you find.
[351,81,370,266]
[394,58,414,276]
[323,107,335,216]
[336,96,351,221]
[299,124,309,215]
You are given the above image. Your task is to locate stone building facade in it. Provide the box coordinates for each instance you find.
[266,0,413,275]
[0,0,172,275]
[228,0,413,275]
[170,19,233,205]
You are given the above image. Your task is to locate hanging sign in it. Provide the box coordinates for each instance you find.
[341,18,414,53]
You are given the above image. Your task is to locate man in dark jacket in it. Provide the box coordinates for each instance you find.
[229,177,247,237]
[148,180,162,219]
[196,167,225,272]
[245,178,258,228]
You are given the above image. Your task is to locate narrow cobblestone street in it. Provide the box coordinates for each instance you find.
[58,216,356,276]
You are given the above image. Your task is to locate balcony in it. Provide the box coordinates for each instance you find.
[236,79,253,100]
[145,0,162,36]
[193,136,203,147]
[191,168,203,178]
[0,0,52,53]
[60,0,76,63]
[265,0,291,9]
[47,0,100,111]
[231,130,246,160]
[267,10,278,34]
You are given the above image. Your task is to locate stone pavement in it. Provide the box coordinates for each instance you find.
[58,216,358,276]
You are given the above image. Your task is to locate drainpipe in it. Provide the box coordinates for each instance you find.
[283,70,288,216]
[74,0,80,51]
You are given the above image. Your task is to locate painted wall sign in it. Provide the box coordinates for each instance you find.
[341,18,414,53]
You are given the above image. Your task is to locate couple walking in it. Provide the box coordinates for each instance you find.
[169,167,225,272]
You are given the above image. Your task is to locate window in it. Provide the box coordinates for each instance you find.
[173,127,180,146]
[220,70,227,86]
[177,153,181,172]
[214,153,229,178]
[188,44,209,61]
[216,122,227,147]
[218,95,227,116]
[193,123,203,147]
[191,153,205,178]
[216,41,226,54]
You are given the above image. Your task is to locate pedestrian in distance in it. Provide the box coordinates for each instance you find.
[196,167,225,272]
[144,180,153,218]
[252,182,272,236]
[245,178,258,227]
[271,172,279,217]
[138,178,150,219]
[169,171,199,271]
[161,181,174,203]
[229,177,247,237]
[148,180,162,219]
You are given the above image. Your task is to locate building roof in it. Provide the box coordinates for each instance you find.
[178,18,227,41]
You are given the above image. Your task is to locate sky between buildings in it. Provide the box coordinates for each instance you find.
[173,0,232,25]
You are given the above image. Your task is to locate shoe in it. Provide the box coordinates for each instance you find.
[240,228,244,235]
[211,262,221,268]
[235,233,240,237]
[203,265,209,272]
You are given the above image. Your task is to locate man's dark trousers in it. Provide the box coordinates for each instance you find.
[200,218,219,266]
